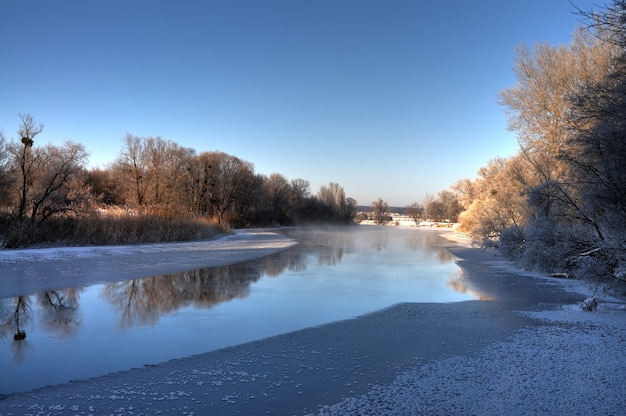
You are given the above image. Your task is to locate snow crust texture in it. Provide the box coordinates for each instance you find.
[313,310,626,416]
[1,306,623,415]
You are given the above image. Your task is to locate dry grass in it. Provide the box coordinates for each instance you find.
[1,210,228,248]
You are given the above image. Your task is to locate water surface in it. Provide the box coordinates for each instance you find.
[0,226,476,394]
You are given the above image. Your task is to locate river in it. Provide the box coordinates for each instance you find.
[0,226,477,394]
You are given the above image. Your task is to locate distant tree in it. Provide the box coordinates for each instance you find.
[290,178,310,208]
[451,178,475,211]
[405,202,424,226]
[318,182,343,213]
[317,182,354,222]
[344,197,357,223]
[371,198,390,225]
[423,193,442,222]
[437,190,462,222]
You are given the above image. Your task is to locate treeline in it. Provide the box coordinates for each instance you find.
[451,2,626,285]
[0,122,356,248]
[358,190,462,226]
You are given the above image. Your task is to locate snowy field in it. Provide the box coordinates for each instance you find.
[0,227,625,415]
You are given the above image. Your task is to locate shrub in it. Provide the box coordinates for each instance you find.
[499,226,526,262]
[519,217,571,273]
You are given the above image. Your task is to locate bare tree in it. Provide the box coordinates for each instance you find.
[181,150,212,215]
[290,178,310,204]
[438,190,462,223]
[317,182,352,221]
[13,113,44,219]
[0,131,11,206]
[265,173,292,224]
[27,141,88,223]
[4,115,87,225]
[423,193,442,222]
[405,202,424,226]
[370,197,390,225]
[204,151,256,224]
[113,134,149,206]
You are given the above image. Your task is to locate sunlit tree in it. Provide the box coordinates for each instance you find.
[405,202,424,226]
[370,197,390,225]
[456,158,529,246]
[113,134,149,206]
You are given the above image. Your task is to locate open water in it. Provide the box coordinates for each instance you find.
[0,226,476,394]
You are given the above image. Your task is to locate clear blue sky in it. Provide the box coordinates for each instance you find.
[0,0,596,206]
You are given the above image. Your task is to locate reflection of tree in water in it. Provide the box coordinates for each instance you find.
[103,264,265,328]
[36,289,82,338]
[446,270,493,301]
[102,230,360,328]
[1,289,82,362]
[369,229,389,252]
[253,254,295,277]
[404,231,456,262]
[0,296,32,362]
[317,244,346,265]
[0,296,30,341]
[282,227,355,266]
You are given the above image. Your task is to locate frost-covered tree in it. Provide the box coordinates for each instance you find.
[559,0,626,281]
[498,28,615,215]
[456,157,529,247]
[489,22,618,271]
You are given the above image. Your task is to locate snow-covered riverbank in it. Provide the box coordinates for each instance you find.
[1,228,624,415]
[0,229,297,299]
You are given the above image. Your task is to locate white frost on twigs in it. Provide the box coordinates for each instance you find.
[580,297,598,312]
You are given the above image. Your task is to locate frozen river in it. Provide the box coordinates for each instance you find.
[0,226,476,394]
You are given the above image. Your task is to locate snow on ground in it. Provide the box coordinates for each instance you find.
[1,227,625,415]
[0,229,294,263]
[313,306,626,415]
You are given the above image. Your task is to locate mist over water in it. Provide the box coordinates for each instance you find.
[0,226,475,394]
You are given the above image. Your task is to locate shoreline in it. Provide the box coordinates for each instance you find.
[0,229,298,299]
[1,228,625,415]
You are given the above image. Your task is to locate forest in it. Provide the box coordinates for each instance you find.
[0,124,356,248]
[453,2,626,287]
